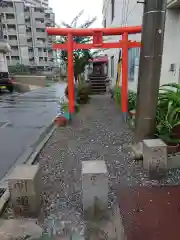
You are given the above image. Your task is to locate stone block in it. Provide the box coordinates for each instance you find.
[143,139,167,179]
[0,219,42,240]
[82,160,108,212]
[8,164,41,217]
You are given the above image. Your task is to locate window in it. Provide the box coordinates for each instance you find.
[28,47,33,52]
[35,18,44,23]
[6,13,15,20]
[111,0,115,22]
[9,35,17,40]
[128,48,140,82]
[11,46,18,50]
[11,56,19,60]
[34,7,44,13]
[111,56,114,78]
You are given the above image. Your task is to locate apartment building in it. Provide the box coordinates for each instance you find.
[102,0,180,91]
[24,0,49,8]
[1,0,56,71]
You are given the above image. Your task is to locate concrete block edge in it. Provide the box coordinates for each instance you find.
[113,204,127,240]
[0,118,57,216]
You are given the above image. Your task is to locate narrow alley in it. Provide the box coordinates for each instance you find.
[29,95,180,240]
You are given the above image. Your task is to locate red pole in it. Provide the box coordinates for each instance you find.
[121,32,128,117]
[67,33,74,114]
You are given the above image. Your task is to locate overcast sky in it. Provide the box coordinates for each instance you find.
[49,0,103,28]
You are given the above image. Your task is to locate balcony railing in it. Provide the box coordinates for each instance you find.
[11,50,19,56]
[35,22,45,28]
[8,39,18,46]
[2,7,14,13]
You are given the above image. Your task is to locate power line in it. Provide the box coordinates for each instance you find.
[126,3,138,21]
[124,0,130,26]
[121,0,126,26]
[102,0,111,22]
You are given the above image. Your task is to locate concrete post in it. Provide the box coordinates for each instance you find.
[8,165,41,217]
[143,139,167,179]
[82,160,108,213]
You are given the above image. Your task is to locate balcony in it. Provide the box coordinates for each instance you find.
[1,7,14,13]
[4,18,15,24]
[28,52,34,58]
[10,60,20,66]
[11,50,19,56]
[26,32,32,38]
[27,42,33,47]
[39,61,48,66]
[5,14,15,24]
[38,52,47,57]
[35,22,45,28]
[8,39,18,46]
[36,31,46,38]
[7,27,16,35]
[35,40,45,47]
[34,12,45,19]
[167,0,180,7]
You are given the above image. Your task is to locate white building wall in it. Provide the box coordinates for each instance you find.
[160,9,180,85]
[103,0,180,92]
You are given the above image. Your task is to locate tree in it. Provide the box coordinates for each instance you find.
[56,10,97,81]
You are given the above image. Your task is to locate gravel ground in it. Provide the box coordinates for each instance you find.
[3,95,180,239]
[35,95,149,238]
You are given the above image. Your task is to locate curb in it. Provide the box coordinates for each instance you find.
[113,204,127,240]
[0,119,57,215]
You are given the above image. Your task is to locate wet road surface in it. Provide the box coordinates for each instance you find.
[0,83,66,180]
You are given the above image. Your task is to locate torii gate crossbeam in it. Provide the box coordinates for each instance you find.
[46,26,142,116]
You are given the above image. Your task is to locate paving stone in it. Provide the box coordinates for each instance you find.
[0,219,42,239]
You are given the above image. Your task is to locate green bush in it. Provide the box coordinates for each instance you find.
[156,83,180,143]
[65,83,91,105]
[128,90,137,111]
[77,82,91,104]
[114,83,180,144]
[113,87,137,111]
[114,87,121,106]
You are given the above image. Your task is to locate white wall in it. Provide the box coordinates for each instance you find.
[103,0,180,92]
[160,9,180,85]
[102,0,143,90]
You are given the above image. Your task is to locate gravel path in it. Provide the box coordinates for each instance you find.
[36,95,148,238]
[3,94,180,239]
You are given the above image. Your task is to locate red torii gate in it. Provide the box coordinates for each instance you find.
[46,26,142,115]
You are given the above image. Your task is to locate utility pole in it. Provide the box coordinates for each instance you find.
[135,0,167,142]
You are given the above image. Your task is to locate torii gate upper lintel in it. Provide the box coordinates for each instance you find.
[46,26,142,115]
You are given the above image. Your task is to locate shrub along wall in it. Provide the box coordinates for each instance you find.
[114,83,180,147]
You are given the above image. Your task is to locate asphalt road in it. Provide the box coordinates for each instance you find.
[0,83,66,180]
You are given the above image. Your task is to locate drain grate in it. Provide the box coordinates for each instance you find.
[0,188,6,198]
